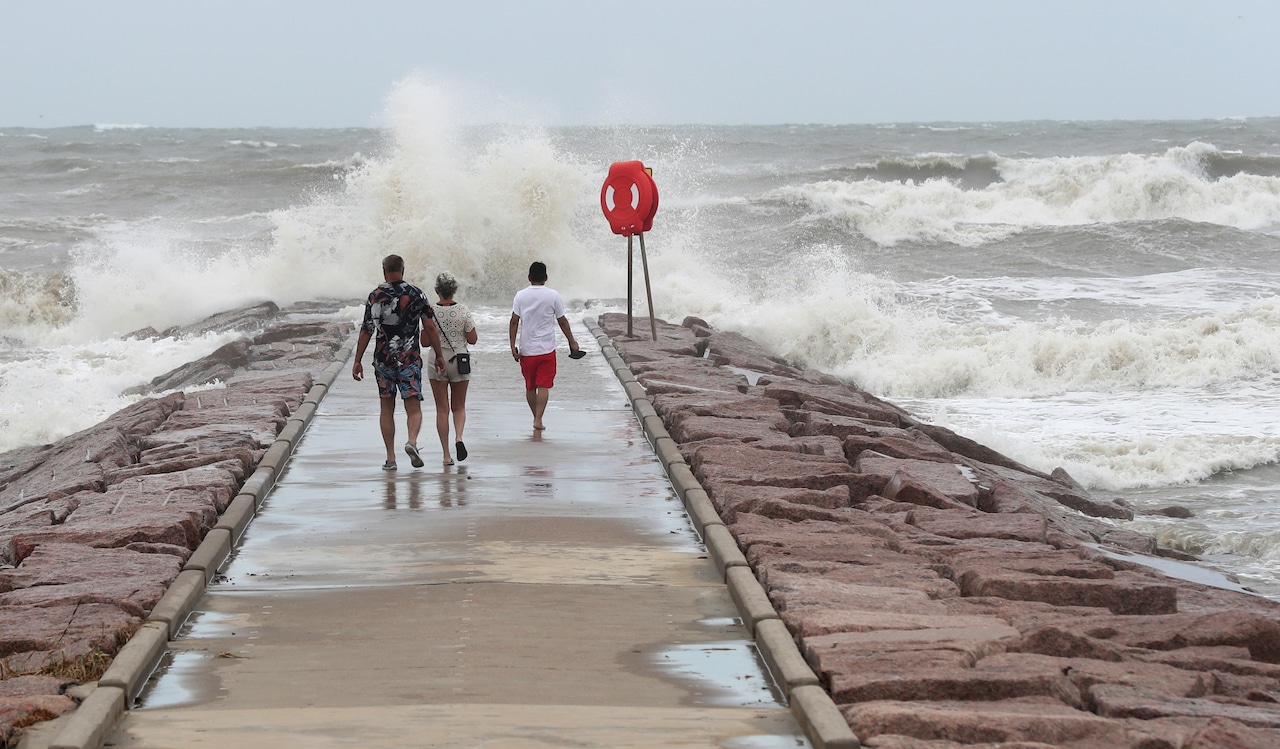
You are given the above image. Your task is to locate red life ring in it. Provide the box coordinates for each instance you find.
[600,161,659,236]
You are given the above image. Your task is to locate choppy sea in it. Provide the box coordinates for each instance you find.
[3,82,1279,595]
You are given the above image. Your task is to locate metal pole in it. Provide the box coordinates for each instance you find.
[638,232,657,341]
[626,233,634,338]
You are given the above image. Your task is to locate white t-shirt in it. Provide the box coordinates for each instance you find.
[512,284,567,356]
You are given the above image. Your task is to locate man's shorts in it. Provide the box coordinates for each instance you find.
[374,358,424,400]
[519,351,557,391]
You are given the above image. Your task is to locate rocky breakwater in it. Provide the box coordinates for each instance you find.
[600,312,1280,749]
[0,301,352,745]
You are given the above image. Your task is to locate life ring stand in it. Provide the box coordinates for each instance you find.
[600,160,658,236]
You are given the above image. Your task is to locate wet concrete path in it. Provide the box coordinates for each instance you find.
[107,319,808,748]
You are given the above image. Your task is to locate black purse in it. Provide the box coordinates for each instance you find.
[436,306,472,375]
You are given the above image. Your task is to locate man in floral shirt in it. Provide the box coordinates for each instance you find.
[352,254,445,470]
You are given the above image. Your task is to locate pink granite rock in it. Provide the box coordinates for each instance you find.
[162,301,279,338]
[1136,647,1280,678]
[0,543,181,617]
[17,501,216,552]
[692,443,857,491]
[0,675,73,697]
[748,498,870,526]
[607,315,1280,747]
[680,434,847,462]
[651,390,783,422]
[845,433,958,465]
[153,404,287,451]
[830,661,1083,706]
[880,471,977,512]
[708,484,854,522]
[0,305,351,740]
[704,330,802,377]
[0,394,185,509]
[668,414,791,445]
[600,311,699,346]
[0,602,137,673]
[967,461,1133,521]
[842,697,1165,747]
[958,568,1177,615]
[0,694,77,745]
[1090,683,1280,728]
[251,321,345,346]
[756,558,960,600]
[980,652,1215,699]
[1008,627,1127,662]
[906,506,1049,544]
[763,381,911,427]
[856,454,981,505]
[1087,610,1280,664]
[765,569,948,616]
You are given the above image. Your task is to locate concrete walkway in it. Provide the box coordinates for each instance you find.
[104,319,809,748]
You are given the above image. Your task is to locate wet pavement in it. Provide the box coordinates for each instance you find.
[106,319,809,748]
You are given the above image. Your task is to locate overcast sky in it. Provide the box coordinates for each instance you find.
[3,1,1277,128]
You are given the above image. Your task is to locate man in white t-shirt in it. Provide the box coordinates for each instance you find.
[509,261,581,430]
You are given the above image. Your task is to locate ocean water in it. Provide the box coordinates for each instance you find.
[3,83,1280,594]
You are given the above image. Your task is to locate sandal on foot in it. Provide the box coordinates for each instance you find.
[455,441,468,462]
[404,442,424,468]
[382,460,397,471]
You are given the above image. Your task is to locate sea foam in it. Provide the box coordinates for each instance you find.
[768,142,1280,247]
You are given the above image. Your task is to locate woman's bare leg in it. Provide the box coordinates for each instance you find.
[450,380,469,442]
[430,378,453,463]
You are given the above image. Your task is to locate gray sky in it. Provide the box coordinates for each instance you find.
[3,0,1277,128]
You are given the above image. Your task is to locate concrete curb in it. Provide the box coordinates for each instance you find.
[236,468,277,510]
[651,436,687,469]
[146,568,207,640]
[47,686,124,749]
[726,565,779,635]
[213,494,256,543]
[97,622,169,704]
[704,523,749,579]
[682,488,723,538]
[755,618,820,691]
[48,334,357,749]
[583,316,861,749]
[184,527,231,584]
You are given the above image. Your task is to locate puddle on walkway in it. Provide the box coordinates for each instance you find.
[649,640,785,708]
[133,651,221,710]
[721,736,811,749]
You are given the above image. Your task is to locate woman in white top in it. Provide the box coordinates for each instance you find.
[426,272,478,465]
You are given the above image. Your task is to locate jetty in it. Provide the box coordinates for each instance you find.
[4,306,1280,748]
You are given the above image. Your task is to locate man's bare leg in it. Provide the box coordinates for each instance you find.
[379,396,397,463]
[531,387,550,430]
[405,396,423,447]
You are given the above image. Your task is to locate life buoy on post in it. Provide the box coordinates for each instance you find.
[600,160,659,236]
[600,161,660,340]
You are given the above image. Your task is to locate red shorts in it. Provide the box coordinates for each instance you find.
[520,351,557,390]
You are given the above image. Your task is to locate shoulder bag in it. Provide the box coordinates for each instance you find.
[435,306,471,375]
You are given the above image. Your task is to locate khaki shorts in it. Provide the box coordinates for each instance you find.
[427,348,471,383]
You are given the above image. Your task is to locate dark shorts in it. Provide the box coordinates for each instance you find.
[520,351,557,391]
[374,358,424,400]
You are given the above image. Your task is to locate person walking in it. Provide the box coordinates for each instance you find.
[352,254,445,470]
[509,261,581,431]
[427,271,477,465]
